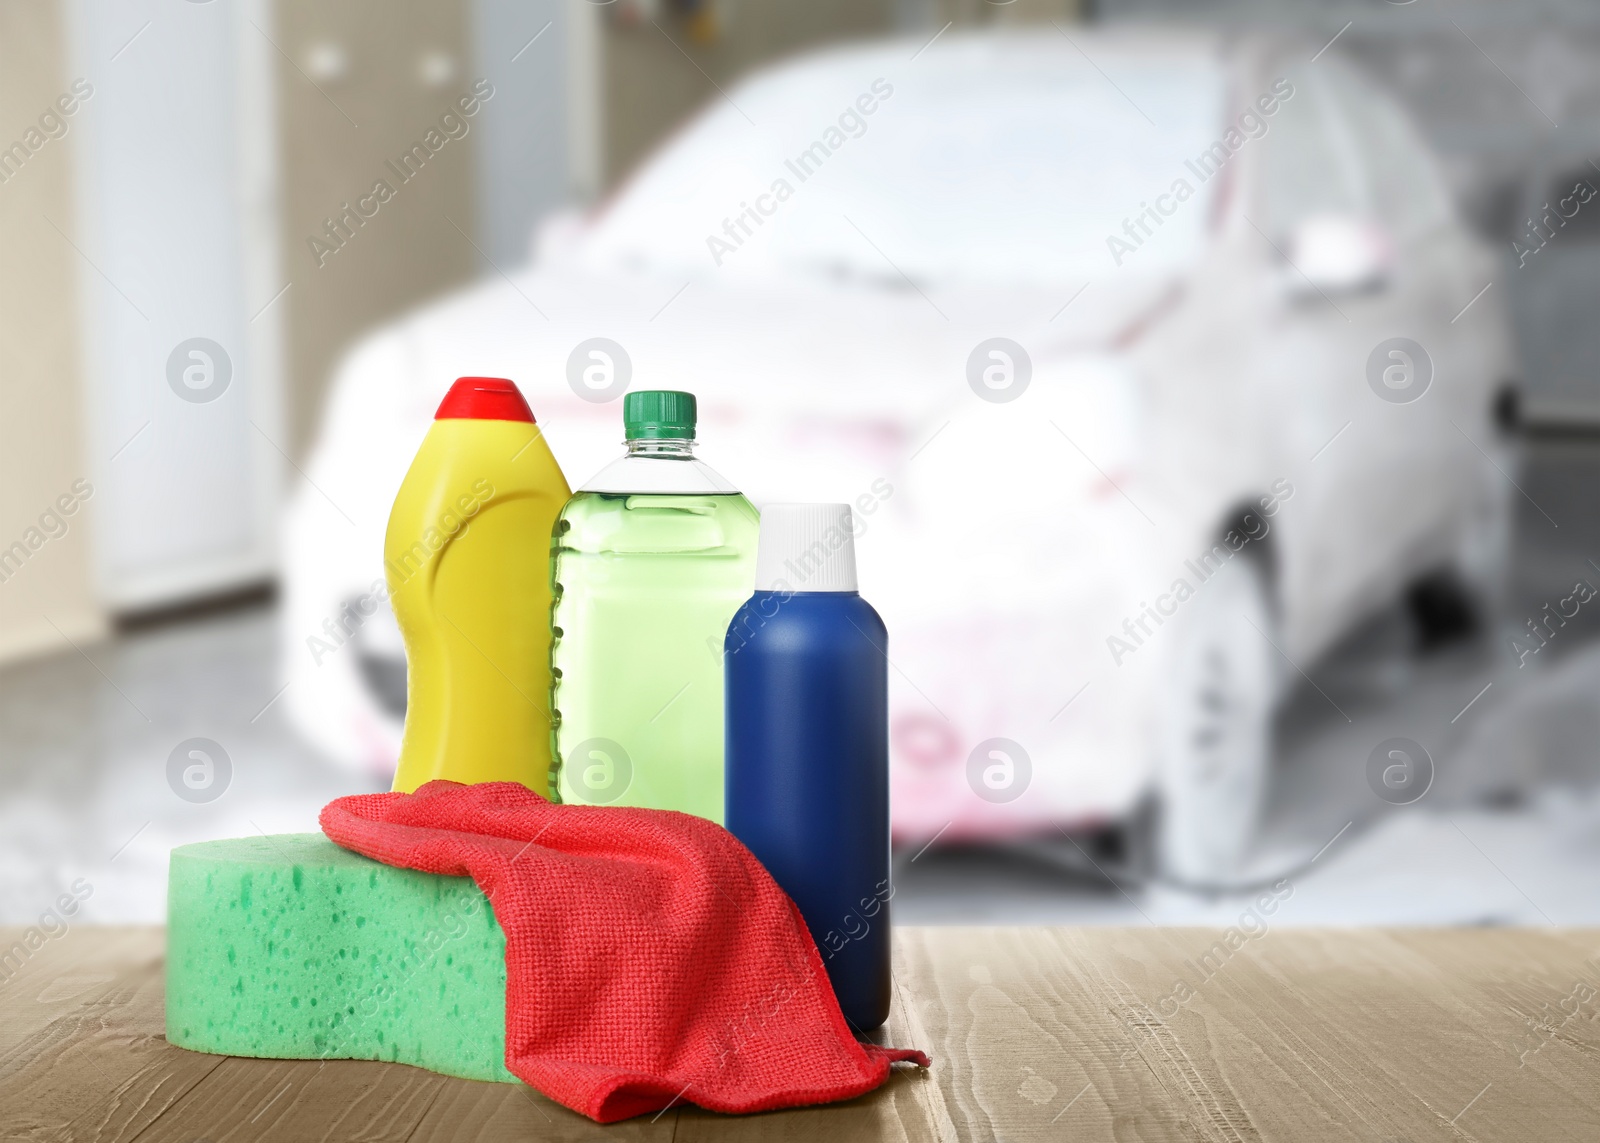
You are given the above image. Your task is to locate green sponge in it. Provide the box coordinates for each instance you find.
[165,834,515,1082]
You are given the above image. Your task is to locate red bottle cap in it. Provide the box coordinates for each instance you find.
[434,377,535,423]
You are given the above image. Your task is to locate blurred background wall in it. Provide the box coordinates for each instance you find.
[275,0,484,460]
[0,0,106,660]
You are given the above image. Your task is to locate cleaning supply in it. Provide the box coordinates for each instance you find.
[724,503,892,1031]
[166,789,930,1119]
[320,781,929,1121]
[166,833,514,1081]
[550,390,757,822]
[387,376,570,793]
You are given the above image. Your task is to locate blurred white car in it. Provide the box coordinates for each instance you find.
[283,29,1516,881]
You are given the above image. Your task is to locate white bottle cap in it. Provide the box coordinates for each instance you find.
[754,503,858,592]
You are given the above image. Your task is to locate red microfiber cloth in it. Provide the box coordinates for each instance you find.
[320,781,929,1122]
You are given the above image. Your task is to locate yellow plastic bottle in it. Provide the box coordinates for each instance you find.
[386,376,570,792]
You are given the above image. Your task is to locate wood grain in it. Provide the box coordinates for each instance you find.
[2,926,1597,1141]
[0,926,223,1143]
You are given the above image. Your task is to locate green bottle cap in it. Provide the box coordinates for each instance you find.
[623,390,697,440]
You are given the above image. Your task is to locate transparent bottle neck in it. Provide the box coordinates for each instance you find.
[626,437,695,458]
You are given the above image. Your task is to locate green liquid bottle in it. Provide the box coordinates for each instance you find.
[550,391,758,822]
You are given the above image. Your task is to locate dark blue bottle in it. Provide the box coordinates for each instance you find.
[724,503,891,1031]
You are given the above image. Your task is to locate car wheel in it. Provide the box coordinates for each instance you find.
[1155,553,1276,884]
[1405,568,1482,651]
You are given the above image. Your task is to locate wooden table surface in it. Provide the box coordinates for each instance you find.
[3,925,1598,1141]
